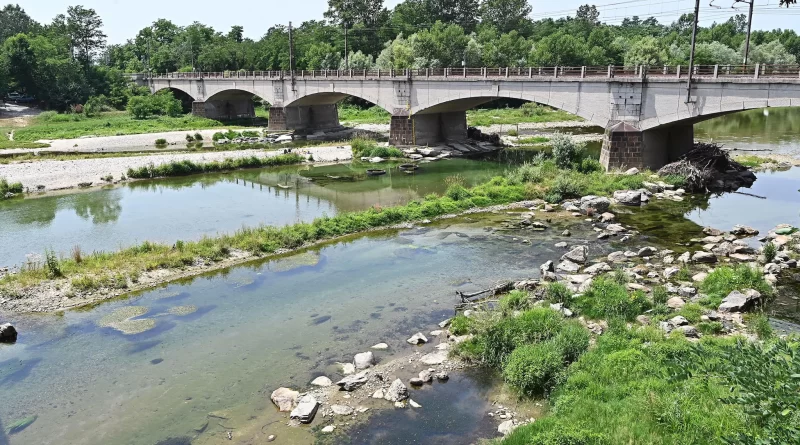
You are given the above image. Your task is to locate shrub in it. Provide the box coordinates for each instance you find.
[240,130,258,138]
[212,132,225,141]
[763,241,777,263]
[185,134,194,143]
[84,95,110,117]
[697,321,724,335]
[450,314,472,335]
[574,276,650,321]
[481,308,564,367]
[351,137,377,156]
[508,128,519,137]
[508,162,545,185]
[71,245,83,264]
[677,303,703,324]
[699,265,772,307]
[545,282,572,305]
[578,157,603,174]
[0,177,24,198]
[520,102,546,117]
[500,290,531,313]
[127,93,183,119]
[553,320,591,363]
[44,249,62,278]
[546,175,584,203]
[503,341,564,396]
[154,138,167,146]
[445,184,472,201]
[550,133,585,169]
[745,313,774,340]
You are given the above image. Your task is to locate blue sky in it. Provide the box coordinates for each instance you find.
[19,0,800,44]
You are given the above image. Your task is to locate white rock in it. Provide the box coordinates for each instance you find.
[498,420,518,436]
[270,387,299,412]
[420,350,448,365]
[371,342,389,350]
[384,379,409,402]
[372,388,385,399]
[310,376,332,387]
[321,425,336,433]
[409,399,422,408]
[354,351,375,370]
[331,404,354,416]
[407,332,428,345]
[290,394,319,424]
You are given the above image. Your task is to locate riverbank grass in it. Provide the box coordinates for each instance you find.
[126,153,305,179]
[467,104,581,127]
[4,111,227,143]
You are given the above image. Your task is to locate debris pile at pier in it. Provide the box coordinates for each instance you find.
[658,142,755,192]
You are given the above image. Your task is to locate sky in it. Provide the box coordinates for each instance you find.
[16,0,800,44]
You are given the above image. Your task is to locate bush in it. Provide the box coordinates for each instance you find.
[578,157,603,174]
[84,95,110,117]
[154,138,167,146]
[481,308,564,367]
[553,320,591,363]
[699,265,772,307]
[550,133,585,169]
[127,92,183,119]
[520,102,546,117]
[763,241,777,263]
[545,282,572,305]
[450,314,472,335]
[574,276,650,321]
[745,313,774,340]
[212,132,225,141]
[194,132,204,141]
[503,341,564,396]
[185,134,194,143]
[0,177,24,198]
[500,290,531,313]
[44,249,62,278]
[546,175,584,203]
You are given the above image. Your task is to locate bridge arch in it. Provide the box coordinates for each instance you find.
[283,90,393,114]
[411,94,608,129]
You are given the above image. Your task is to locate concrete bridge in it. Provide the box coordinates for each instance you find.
[146,65,800,170]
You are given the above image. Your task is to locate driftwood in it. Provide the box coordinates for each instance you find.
[457,281,514,303]
[658,142,749,192]
[733,190,767,199]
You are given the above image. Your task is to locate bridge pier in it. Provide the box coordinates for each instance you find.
[389,112,467,146]
[600,122,693,171]
[267,105,340,132]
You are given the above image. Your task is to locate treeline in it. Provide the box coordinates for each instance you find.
[2,1,800,111]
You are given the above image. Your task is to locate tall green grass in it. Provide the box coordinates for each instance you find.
[0,177,24,199]
[338,104,391,124]
[126,154,305,179]
[467,104,581,127]
[350,137,404,158]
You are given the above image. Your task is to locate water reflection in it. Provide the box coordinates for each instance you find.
[696,107,800,155]
[1,155,538,266]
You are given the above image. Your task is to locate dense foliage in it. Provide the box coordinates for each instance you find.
[2,2,800,112]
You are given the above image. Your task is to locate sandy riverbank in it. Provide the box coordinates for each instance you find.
[0,145,352,191]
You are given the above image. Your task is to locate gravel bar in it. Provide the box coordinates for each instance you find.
[0,145,352,191]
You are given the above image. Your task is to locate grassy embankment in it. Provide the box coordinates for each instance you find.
[449,264,796,444]
[126,153,305,179]
[0,130,50,149]
[0,139,683,296]
[0,177,23,200]
[337,103,581,127]
[0,111,226,145]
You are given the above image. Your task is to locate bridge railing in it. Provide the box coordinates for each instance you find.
[144,65,800,81]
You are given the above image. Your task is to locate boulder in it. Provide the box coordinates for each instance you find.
[337,371,370,391]
[584,262,611,275]
[340,363,356,375]
[409,377,424,386]
[638,246,658,257]
[435,372,450,381]
[419,369,434,383]
[764,263,781,275]
[270,387,299,412]
[663,267,680,279]
[498,420,518,436]
[608,251,627,263]
[321,425,336,433]
[580,196,611,214]
[731,225,759,237]
[677,252,691,264]
[310,376,332,387]
[409,399,422,408]
[331,404,354,416]
[669,315,689,326]
[614,190,642,206]
[692,251,717,263]
[666,296,686,309]
[562,246,588,264]
[703,227,724,236]
[407,332,428,345]
[624,167,640,175]
[0,323,17,343]
[540,260,554,274]
[600,212,616,223]
[353,351,375,370]
[384,379,409,402]
[372,388,385,399]
[718,289,761,313]
[556,260,581,273]
[561,229,571,237]
[675,325,700,338]
[290,394,319,424]
[371,342,389,350]
[420,350,448,365]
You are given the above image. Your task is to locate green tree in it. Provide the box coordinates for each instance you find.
[411,21,469,67]
[325,0,385,27]
[3,34,38,95]
[67,5,107,65]
[576,4,600,24]
[624,36,664,66]
[0,4,38,43]
[528,32,587,66]
[748,40,796,64]
[339,50,374,69]
[479,0,532,34]
[375,34,415,69]
[303,42,341,69]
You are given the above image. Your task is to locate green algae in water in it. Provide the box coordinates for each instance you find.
[229,276,255,288]
[6,415,37,435]
[97,306,156,334]
[167,305,198,316]
[268,251,321,273]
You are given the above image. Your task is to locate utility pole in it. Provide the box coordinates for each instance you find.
[738,0,755,64]
[686,0,700,103]
[344,25,349,69]
[288,21,296,90]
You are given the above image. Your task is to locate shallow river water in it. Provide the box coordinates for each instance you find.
[3,109,800,444]
[0,154,532,267]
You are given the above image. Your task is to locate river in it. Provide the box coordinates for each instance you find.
[2,109,800,444]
